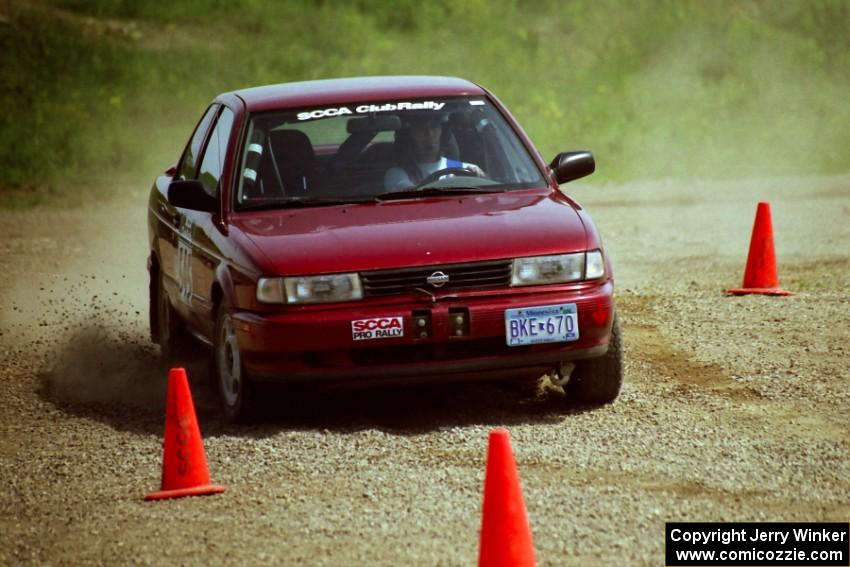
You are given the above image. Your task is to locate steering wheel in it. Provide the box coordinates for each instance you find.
[413,167,480,190]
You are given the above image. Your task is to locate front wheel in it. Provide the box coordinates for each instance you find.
[565,311,623,404]
[213,301,257,423]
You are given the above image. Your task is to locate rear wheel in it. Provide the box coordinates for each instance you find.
[565,311,623,404]
[213,301,257,423]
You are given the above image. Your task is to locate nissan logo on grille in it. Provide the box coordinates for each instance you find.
[426,271,450,288]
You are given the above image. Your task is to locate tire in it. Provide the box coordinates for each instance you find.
[565,311,623,404]
[213,300,257,423]
[155,271,190,361]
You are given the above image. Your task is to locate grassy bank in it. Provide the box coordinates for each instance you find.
[2,0,849,206]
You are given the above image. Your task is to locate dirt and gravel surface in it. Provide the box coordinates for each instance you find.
[1,176,848,565]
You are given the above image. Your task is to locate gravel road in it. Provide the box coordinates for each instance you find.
[1,176,848,565]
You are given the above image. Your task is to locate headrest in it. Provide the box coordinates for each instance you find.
[268,129,314,163]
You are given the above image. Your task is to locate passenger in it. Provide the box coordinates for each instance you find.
[384,114,484,191]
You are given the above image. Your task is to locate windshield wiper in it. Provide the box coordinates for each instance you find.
[376,186,500,201]
[239,197,373,210]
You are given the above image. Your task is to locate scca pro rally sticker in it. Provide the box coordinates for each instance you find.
[351,317,404,341]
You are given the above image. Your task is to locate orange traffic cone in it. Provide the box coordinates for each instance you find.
[145,368,226,500]
[479,429,536,567]
[727,202,793,296]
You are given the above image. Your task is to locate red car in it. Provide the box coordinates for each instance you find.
[147,76,622,421]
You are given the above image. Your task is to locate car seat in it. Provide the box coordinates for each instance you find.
[267,129,317,195]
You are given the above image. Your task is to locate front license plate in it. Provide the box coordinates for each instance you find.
[505,303,579,346]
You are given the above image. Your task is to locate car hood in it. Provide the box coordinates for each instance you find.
[231,189,588,275]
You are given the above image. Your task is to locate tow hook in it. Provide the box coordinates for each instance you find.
[552,362,576,387]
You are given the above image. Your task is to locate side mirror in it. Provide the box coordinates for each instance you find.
[167,179,216,212]
[550,151,595,184]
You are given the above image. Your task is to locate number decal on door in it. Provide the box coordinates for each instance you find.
[175,219,194,304]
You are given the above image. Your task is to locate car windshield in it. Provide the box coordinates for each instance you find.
[234,96,545,209]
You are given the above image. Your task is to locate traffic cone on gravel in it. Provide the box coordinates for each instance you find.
[145,368,226,501]
[726,202,793,296]
[479,429,536,567]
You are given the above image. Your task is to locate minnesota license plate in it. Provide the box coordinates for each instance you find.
[505,303,579,346]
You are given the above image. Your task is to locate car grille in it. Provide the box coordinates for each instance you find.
[361,259,512,297]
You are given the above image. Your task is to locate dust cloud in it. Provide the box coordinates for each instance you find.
[0,193,182,414]
[40,325,166,409]
[612,17,849,181]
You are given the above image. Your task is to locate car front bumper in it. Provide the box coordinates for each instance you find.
[232,281,614,385]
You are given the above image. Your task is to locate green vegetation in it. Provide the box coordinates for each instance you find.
[2,0,849,206]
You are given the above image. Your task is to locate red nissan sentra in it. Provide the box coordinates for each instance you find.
[147,76,622,421]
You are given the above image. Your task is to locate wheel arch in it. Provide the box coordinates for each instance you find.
[212,262,238,320]
[148,252,161,343]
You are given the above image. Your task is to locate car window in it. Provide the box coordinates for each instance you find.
[197,107,235,198]
[177,104,218,181]
[235,97,545,209]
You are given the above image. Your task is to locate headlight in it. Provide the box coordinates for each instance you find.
[256,277,286,303]
[585,250,605,280]
[256,273,363,304]
[511,250,604,286]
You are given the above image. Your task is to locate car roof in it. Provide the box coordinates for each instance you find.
[225,76,487,112]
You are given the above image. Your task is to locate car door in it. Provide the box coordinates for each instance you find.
[157,104,219,323]
[183,106,236,337]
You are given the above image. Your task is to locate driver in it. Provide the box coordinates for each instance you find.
[383,113,484,191]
